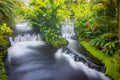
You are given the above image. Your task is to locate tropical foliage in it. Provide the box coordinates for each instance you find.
[13,0,28,23]
[21,0,68,47]
[70,0,119,55]
[0,0,15,27]
[19,0,119,54]
[0,23,12,80]
[0,0,14,80]
[0,0,120,80]
[81,41,120,80]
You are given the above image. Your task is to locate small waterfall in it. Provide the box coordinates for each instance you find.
[61,22,76,39]
[6,22,111,80]
[9,34,41,46]
[60,21,105,72]
[61,22,79,51]
[16,22,32,32]
[55,49,110,80]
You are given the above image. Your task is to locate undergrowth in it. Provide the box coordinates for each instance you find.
[80,41,120,80]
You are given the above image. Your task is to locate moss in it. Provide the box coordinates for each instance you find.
[80,41,120,80]
[51,38,68,48]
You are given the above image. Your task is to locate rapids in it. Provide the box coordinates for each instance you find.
[5,22,111,80]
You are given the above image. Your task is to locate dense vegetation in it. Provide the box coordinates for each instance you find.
[0,23,12,80]
[70,0,120,79]
[0,0,14,80]
[81,41,120,80]
[16,0,120,53]
[0,0,120,80]
[18,1,120,79]
[67,0,119,55]
[17,0,68,47]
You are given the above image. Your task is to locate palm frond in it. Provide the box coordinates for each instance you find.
[0,0,14,26]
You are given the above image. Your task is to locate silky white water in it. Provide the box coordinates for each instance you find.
[61,23,75,39]
[9,34,41,46]
[6,22,111,80]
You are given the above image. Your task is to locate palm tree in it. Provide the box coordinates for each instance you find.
[0,0,14,27]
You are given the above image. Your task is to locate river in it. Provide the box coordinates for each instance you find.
[5,22,111,80]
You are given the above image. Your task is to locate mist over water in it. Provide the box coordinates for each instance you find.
[6,22,111,80]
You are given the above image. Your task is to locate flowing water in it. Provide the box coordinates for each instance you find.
[5,22,111,80]
[61,22,105,72]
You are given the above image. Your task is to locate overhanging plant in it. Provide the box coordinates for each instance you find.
[23,0,68,47]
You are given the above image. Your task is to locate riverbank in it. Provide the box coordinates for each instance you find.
[80,41,120,80]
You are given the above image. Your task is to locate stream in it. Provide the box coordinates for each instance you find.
[5,22,111,80]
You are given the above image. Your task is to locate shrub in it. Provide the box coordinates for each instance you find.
[23,0,68,47]
[0,23,12,80]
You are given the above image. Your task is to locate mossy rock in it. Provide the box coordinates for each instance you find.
[51,38,68,48]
